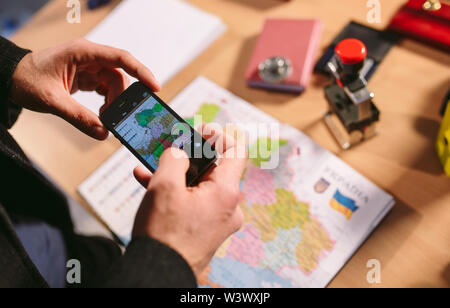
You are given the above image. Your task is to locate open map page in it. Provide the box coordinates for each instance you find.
[79,77,394,288]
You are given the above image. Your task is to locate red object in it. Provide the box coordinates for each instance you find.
[388,0,450,52]
[245,19,323,93]
[335,39,367,64]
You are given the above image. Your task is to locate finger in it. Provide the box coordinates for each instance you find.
[76,71,101,92]
[219,138,248,185]
[198,123,248,155]
[95,83,108,97]
[197,123,224,152]
[76,41,161,92]
[200,124,248,186]
[76,68,129,114]
[58,93,109,140]
[133,166,152,188]
[98,68,130,105]
[231,207,244,233]
[150,148,190,189]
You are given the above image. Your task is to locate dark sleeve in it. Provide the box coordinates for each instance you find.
[0,36,31,129]
[92,236,198,288]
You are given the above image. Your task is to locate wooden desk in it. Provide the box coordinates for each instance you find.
[9,0,450,288]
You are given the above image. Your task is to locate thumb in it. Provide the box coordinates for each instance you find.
[151,147,190,189]
[58,94,109,140]
[133,166,153,188]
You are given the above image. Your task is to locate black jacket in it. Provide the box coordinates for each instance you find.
[0,36,197,288]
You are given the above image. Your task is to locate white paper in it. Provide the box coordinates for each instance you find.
[78,147,145,244]
[72,0,226,114]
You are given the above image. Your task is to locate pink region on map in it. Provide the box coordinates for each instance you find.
[242,165,276,205]
[226,224,265,267]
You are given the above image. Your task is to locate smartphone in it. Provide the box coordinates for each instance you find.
[100,82,218,186]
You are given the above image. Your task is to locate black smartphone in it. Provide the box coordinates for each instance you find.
[100,82,217,186]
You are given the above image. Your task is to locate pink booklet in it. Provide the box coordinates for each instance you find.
[245,19,323,93]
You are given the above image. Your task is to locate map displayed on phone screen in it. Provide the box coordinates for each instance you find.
[115,95,192,170]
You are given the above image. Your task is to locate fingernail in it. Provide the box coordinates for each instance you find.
[94,126,109,139]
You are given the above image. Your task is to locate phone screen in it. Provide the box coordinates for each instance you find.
[101,83,217,185]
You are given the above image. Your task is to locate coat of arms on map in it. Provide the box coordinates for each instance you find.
[314,178,330,194]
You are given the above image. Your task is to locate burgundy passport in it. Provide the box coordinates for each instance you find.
[245,19,323,93]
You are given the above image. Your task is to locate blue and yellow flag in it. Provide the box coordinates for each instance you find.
[329,190,359,220]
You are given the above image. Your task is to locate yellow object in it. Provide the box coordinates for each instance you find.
[437,100,450,176]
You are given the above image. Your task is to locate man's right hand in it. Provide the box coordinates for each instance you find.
[132,124,248,278]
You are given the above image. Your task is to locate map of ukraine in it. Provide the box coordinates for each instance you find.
[135,103,178,160]
[186,104,334,288]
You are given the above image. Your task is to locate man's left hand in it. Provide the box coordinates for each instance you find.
[9,38,160,140]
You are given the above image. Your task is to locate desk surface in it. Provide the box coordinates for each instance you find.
[9,0,450,287]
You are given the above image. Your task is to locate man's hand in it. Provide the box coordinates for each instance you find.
[9,38,160,140]
[132,124,248,278]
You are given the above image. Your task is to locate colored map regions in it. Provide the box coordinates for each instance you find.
[206,258,294,288]
[135,109,179,160]
[136,132,173,159]
[226,225,264,267]
[190,103,334,288]
[135,102,163,126]
[249,138,288,168]
[185,103,220,126]
[266,141,296,189]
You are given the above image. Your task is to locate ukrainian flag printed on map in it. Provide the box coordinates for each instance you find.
[329,190,359,220]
